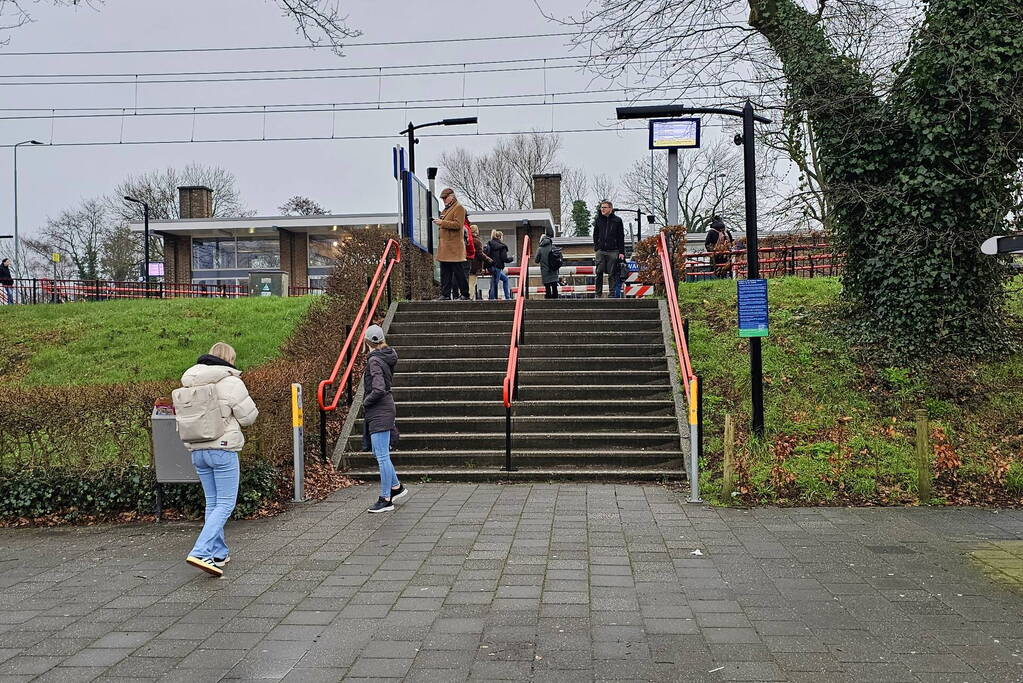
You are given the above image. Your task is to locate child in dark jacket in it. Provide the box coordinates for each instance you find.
[611,254,629,298]
[361,324,407,513]
[485,230,514,300]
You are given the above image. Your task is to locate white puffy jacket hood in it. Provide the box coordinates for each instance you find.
[179,356,258,452]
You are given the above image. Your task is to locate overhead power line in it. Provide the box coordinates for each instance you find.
[0,51,676,80]
[0,126,653,148]
[0,31,582,57]
[0,89,720,122]
[0,59,651,87]
[0,86,697,114]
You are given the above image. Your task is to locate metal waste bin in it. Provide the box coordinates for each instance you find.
[151,401,199,519]
[248,269,290,297]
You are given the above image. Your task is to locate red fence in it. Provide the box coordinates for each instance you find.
[683,244,840,281]
[2,279,323,304]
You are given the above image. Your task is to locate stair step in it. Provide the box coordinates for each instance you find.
[394,400,675,417]
[342,466,684,483]
[391,385,672,401]
[350,431,679,451]
[393,309,660,322]
[343,450,682,468]
[394,344,666,359]
[399,357,669,373]
[392,370,669,388]
[357,415,679,433]
[388,331,664,346]
[399,299,658,312]
[388,319,661,334]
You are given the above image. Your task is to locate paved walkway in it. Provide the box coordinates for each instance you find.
[2,484,1023,682]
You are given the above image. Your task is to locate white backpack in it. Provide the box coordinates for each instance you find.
[172,384,227,443]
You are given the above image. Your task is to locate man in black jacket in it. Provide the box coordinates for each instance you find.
[593,200,625,298]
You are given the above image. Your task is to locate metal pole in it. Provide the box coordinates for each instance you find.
[406,122,416,174]
[12,144,18,277]
[143,203,151,295]
[345,324,354,406]
[743,101,766,439]
[687,376,701,503]
[319,408,329,464]
[292,383,305,502]
[666,149,679,226]
[504,406,516,472]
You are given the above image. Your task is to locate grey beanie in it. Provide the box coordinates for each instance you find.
[364,324,385,344]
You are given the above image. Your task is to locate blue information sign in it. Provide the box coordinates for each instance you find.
[737,279,769,338]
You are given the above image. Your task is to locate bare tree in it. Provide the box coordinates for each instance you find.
[37,198,109,280]
[589,174,620,209]
[622,140,745,231]
[100,224,141,281]
[1,1,360,52]
[560,168,589,235]
[279,195,331,216]
[108,164,248,223]
[22,238,78,279]
[440,132,567,212]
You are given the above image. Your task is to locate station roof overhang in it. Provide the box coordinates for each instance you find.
[130,209,557,239]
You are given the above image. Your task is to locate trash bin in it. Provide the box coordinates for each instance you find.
[248,269,290,297]
[151,400,199,518]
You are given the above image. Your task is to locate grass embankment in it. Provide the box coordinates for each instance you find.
[683,277,1023,505]
[0,296,314,386]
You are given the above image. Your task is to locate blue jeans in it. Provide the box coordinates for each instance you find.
[2,286,14,305]
[370,430,399,499]
[489,268,511,300]
[611,278,623,298]
[189,449,239,560]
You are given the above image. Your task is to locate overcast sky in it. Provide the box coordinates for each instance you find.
[0,0,740,245]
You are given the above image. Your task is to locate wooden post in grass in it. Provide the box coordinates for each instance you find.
[915,409,931,504]
[722,414,736,501]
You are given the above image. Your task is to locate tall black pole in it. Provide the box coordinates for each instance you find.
[143,203,151,291]
[743,101,765,438]
[406,122,416,174]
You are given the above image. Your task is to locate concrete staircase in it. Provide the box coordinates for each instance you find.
[339,298,687,481]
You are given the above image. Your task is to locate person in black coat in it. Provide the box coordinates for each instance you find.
[535,233,560,299]
[593,201,625,297]
[0,258,14,305]
[705,216,734,278]
[485,230,514,300]
[360,324,407,513]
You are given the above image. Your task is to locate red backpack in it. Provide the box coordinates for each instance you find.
[463,221,476,260]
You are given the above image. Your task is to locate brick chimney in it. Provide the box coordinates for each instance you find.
[532,173,562,231]
[178,186,213,219]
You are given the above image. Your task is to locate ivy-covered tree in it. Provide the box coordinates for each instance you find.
[562,0,1023,362]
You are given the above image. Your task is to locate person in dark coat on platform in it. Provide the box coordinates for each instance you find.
[705,216,735,278]
[535,233,560,299]
[0,258,15,305]
[593,200,625,297]
[360,324,407,513]
[485,230,514,300]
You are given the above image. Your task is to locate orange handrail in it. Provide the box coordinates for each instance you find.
[658,231,695,403]
[500,235,531,473]
[317,239,402,412]
[502,235,531,410]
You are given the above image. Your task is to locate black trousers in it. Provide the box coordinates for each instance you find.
[440,261,469,299]
[544,282,559,299]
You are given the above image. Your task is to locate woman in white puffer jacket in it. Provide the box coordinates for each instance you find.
[180,342,258,577]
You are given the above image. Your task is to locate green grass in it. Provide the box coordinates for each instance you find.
[0,296,315,386]
[682,276,1023,505]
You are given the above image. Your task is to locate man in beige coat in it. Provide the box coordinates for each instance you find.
[433,187,468,300]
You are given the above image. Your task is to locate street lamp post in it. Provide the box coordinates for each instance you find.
[13,140,43,278]
[401,117,478,174]
[124,196,151,293]
[617,102,771,438]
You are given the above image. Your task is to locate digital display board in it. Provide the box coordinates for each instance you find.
[649,118,701,150]
[404,171,436,253]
